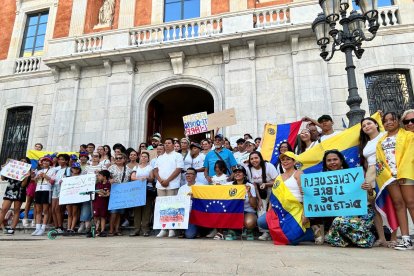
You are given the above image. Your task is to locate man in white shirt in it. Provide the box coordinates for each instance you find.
[233,138,247,164]
[154,138,184,238]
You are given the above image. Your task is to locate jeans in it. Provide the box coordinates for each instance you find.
[185,223,198,239]
[257,213,268,230]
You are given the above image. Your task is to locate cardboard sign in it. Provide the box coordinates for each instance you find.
[59,174,97,205]
[153,195,191,229]
[1,159,32,181]
[183,111,209,136]
[207,108,237,131]
[141,150,158,161]
[108,180,147,210]
[301,167,367,217]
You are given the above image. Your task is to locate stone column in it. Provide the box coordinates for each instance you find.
[151,0,164,24]
[69,0,88,36]
[118,0,136,29]
[200,0,211,17]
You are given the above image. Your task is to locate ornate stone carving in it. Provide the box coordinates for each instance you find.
[94,0,115,29]
[103,59,113,77]
[168,52,185,75]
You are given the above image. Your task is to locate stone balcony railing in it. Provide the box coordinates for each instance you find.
[378,5,399,26]
[14,56,42,74]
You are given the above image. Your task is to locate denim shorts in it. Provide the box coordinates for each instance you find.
[110,208,125,214]
[51,183,61,199]
[80,201,92,221]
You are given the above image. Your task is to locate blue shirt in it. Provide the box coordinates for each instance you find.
[203,148,237,176]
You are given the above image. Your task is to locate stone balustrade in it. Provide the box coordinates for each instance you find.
[75,34,104,53]
[14,56,42,74]
[378,5,400,26]
[253,6,290,28]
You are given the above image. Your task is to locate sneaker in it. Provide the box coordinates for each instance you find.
[225,230,236,241]
[56,228,64,234]
[6,229,15,235]
[34,228,45,236]
[246,230,254,241]
[22,218,29,227]
[78,222,85,233]
[3,227,10,234]
[394,239,413,251]
[168,230,175,238]
[156,230,168,238]
[31,220,36,227]
[206,228,217,238]
[31,229,40,236]
[99,231,108,237]
[258,232,271,241]
[121,219,130,227]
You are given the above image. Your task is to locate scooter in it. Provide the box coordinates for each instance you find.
[47,190,98,240]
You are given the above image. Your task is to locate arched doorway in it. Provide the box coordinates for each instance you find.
[147,86,214,142]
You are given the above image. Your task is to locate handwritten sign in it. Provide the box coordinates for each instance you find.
[183,111,209,136]
[59,174,97,205]
[153,195,191,229]
[1,159,32,181]
[301,167,367,217]
[108,180,146,210]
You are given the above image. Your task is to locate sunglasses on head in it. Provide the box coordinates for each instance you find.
[402,118,414,125]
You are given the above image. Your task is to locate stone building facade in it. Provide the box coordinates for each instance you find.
[0,0,413,161]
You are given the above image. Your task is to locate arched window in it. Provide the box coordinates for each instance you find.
[365,70,414,115]
[0,107,33,164]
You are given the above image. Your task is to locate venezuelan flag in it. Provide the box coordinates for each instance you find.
[261,121,302,164]
[27,150,79,169]
[296,112,383,173]
[190,185,246,229]
[267,175,312,245]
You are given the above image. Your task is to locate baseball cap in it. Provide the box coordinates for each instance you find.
[317,115,333,123]
[245,139,255,145]
[233,164,246,174]
[279,151,298,161]
[214,134,224,140]
[190,143,202,149]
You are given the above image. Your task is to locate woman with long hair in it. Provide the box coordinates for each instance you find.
[295,129,317,154]
[275,141,293,174]
[376,111,414,250]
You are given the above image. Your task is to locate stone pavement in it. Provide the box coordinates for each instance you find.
[0,232,413,275]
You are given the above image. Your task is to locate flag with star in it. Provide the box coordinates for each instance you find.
[190,185,246,229]
[296,112,383,173]
[260,121,302,164]
[267,175,311,245]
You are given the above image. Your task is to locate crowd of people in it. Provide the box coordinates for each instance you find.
[0,109,413,250]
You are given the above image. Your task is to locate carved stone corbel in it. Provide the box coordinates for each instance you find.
[291,34,299,55]
[222,44,230,64]
[124,57,136,75]
[50,66,60,82]
[168,51,185,75]
[70,64,81,80]
[103,59,112,77]
[247,40,256,60]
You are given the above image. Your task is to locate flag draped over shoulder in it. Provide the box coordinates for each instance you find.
[190,185,245,229]
[296,112,383,173]
[261,121,302,164]
[266,175,310,245]
[27,150,79,169]
[375,128,414,231]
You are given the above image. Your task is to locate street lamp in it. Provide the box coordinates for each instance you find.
[312,0,379,127]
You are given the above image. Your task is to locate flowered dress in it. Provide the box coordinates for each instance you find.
[325,205,376,248]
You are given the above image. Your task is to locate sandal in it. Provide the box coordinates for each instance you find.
[387,240,398,248]
[108,232,114,237]
[246,230,254,241]
[213,232,224,240]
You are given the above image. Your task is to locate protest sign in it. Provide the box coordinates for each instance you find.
[301,167,367,217]
[207,108,237,131]
[59,174,97,205]
[1,159,32,181]
[183,111,209,136]
[153,195,191,229]
[108,180,146,211]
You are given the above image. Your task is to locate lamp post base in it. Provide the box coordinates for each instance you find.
[346,108,366,127]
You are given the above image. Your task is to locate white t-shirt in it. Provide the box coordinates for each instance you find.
[211,174,229,185]
[381,135,397,177]
[319,131,341,142]
[133,164,153,187]
[183,154,208,185]
[363,132,385,166]
[233,151,247,164]
[246,162,278,185]
[35,168,56,191]
[177,184,192,196]
[155,151,184,190]
[53,166,71,185]
[244,183,256,213]
[85,163,105,174]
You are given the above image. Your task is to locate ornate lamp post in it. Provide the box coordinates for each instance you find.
[312,0,380,126]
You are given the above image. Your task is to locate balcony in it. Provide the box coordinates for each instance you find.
[42,2,403,69]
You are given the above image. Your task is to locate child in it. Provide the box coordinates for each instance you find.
[66,163,81,233]
[32,155,55,236]
[94,170,111,237]
[211,160,229,185]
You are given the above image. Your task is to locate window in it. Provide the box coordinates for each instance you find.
[365,70,414,115]
[352,0,394,9]
[0,107,33,165]
[164,0,200,22]
[20,11,49,57]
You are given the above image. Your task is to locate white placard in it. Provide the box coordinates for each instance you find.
[59,174,97,205]
[153,195,191,229]
[1,159,32,181]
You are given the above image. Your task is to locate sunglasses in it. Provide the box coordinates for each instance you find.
[402,118,414,125]
[115,157,124,160]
